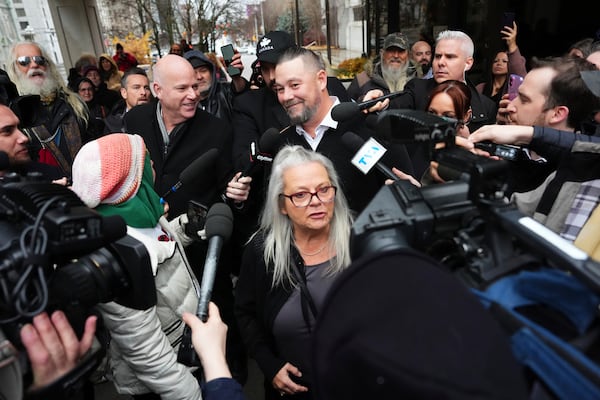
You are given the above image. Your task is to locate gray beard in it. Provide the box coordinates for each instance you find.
[14,69,59,97]
[287,97,321,125]
[382,62,409,92]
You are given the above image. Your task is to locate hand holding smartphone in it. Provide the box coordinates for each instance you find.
[501,12,515,29]
[220,44,241,77]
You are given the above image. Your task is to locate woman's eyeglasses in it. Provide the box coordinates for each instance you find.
[16,56,47,67]
[280,186,337,208]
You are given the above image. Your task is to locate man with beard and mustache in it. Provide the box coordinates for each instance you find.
[346,32,416,101]
[410,40,433,78]
[271,47,415,213]
[7,42,91,178]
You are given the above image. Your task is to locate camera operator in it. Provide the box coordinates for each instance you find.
[468,57,599,198]
[467,59,600,246]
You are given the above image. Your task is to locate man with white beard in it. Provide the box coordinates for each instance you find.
[7,41,90,178]
[346,32,416,100]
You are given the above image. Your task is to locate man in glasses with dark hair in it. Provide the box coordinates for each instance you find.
[7,41,91,179]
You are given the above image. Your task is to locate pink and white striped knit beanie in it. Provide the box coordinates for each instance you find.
[71,133,146,208]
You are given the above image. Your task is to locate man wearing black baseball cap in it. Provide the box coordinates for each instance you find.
[184,49,248,121]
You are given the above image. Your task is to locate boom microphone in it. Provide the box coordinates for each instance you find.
[341,131,398,181]
[160,148,218,203]
[240,128,280,178]
[332,91,406,121]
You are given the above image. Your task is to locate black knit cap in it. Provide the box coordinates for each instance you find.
[312,248,529,400]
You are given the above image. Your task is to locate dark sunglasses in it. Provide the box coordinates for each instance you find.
[16,56,47,67]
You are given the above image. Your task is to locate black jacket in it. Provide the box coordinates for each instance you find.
[123,100,234,218]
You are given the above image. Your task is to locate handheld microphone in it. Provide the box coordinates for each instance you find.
[197,202,233,321]
[177,202,233,367]
[341,131,398,181]
[160,148,218,204]
[331,91,406,121]
[240,128,280,178]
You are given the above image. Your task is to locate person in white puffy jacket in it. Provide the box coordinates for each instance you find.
[71,133,202,399]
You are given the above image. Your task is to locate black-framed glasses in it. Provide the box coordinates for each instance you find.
[280,185,337,208]
[16,56,47,67]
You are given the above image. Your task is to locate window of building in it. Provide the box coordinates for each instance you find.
[19,21,28,30]
[15,8,26,17]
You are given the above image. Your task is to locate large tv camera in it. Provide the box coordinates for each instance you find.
[0,173,155,396]
[351,110,600,291]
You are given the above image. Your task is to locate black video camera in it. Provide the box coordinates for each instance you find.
[0,173,156,394]
[352,110,600,290]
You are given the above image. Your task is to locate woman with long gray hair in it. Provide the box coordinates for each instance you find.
[235,145,353,399]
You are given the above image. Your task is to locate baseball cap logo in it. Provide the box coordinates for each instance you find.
[260,37,272,49]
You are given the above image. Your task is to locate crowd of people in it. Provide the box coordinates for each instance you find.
[1,21,600,400]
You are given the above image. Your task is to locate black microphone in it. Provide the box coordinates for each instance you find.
[197,202,233,321]
[341,131,398,181]
[331,91,406,121]
[177,202,233,367]
[160,148,218,204]
[240,128,280,178]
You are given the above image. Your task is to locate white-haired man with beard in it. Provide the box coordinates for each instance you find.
[7,41,90,178]
[346,32,416,101]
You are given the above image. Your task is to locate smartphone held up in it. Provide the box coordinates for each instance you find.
[220,44,242,77]
[507,73,524,101]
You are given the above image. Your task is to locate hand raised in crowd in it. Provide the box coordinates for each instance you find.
[225,172,252,203]
[361,89,390,113]
[501,21,519,53]
[182,302,231,382]
[20,311,96,390]
[272,362,309,396]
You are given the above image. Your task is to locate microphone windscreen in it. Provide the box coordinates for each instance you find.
[259,128,281,154]
[331,102,359,122]
[205,202,233,240]
[179,148,218,185]
[0,151,9,170]
[341,131,366,153]
[102,214,128,242]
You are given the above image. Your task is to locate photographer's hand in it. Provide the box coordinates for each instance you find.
[385,167,421,187]
[470,125,534,146]
[20,311,96,389]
